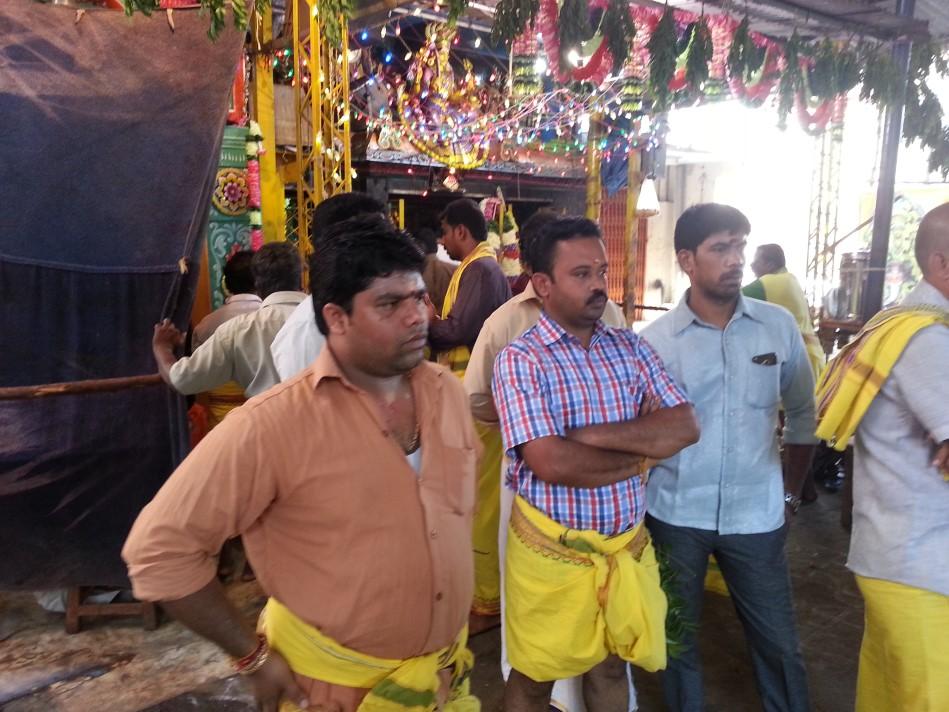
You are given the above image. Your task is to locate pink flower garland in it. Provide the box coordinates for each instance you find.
[245,121,264,251]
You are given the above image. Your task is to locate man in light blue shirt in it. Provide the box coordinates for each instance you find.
[641,203,817,712]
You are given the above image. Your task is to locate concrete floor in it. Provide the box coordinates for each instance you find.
[0,493,861,712]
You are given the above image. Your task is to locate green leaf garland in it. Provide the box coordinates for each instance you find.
[122,0,270,40]
[685,16,712,95]
[777,30,803,129]
[602,0,636,71]
[647,6,678,113]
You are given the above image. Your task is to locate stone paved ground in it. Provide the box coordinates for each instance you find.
[1,493,860,712]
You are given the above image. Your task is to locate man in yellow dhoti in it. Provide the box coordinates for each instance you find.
[465,209,630,712]
[125,216,481,711]
[429,199,511,623]
[492,217,700,711]
[816,204,949,712]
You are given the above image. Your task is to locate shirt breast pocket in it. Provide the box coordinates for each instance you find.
[440,445,477,515]
[746,361,781,409]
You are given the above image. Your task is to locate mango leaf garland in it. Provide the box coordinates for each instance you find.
[647,6,678,112]
[122,0,270,40]
[492,0,540,46]
[558,0,594,71]
[602,0,636,71]
[685,16,712,94]
[777,31,803,128]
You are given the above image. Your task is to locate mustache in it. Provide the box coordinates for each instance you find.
[721,271,743,281]
[587,291,608,305]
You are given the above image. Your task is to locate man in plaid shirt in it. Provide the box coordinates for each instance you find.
[492,217,699,712]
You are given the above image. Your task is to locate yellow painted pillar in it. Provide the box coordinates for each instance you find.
[624,150,643,317]
[251,9,285,243]
[585,115,602,220]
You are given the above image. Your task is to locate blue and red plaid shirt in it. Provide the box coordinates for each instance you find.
[492,311,689,535]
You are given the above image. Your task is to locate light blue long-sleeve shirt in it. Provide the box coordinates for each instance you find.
[640,293,818,535]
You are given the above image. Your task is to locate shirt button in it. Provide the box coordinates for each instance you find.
[430,529,438,539]
[435,592,443,601]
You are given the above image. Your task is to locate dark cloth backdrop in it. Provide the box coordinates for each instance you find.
[0,2,244,588]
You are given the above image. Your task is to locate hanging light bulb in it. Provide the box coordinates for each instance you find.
[474,36,482,48]
[533,56,547,74]
[381,25,387,38]
[636,176,660,218]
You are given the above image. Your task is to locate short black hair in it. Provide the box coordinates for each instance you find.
[440,199,487,243]
[531,216,602,277]
[312,192,386,245]
[519,209,559,271]
[413,227,438,255]
[674,203,751,252]
[756,243,786,270]
[223,250,255,294]
[251,242,302,298]
[311,214,425,335]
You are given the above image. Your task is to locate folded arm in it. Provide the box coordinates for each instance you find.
[566,403,700,459]
[519,436,651,488]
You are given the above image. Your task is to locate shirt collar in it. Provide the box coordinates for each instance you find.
[307,342,442,392]
[261,290,306,308]
[671,289,762,335]
[517,281,540,304]
[903,279,949,310]
[535,310,608,347]
[224,293,262,305]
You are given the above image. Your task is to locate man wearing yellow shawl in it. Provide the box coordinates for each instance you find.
[430,199,512,624]
[125,216,481,712]
[492,217,699,711]
[743,244,825,378]
[816,204,949,712]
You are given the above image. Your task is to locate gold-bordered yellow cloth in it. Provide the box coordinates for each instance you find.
[504,496,667,681]
[260,598,479,711]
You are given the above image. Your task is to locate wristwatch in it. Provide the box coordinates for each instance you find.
[784,492,802,514]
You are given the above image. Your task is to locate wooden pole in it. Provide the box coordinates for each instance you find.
[624,150,643,318]
[0,374,163,401]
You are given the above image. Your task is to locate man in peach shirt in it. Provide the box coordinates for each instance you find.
[123,215,480,712]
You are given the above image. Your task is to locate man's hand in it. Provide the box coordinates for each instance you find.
[933,439,949,479]
[153,319,185,352]
[249,650,310,711]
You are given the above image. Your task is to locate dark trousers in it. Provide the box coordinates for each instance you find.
[646,515,810,712]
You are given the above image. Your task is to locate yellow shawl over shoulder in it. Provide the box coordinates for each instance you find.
[815,304,949,451]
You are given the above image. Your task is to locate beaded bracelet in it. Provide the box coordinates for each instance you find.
[234,634,270,676]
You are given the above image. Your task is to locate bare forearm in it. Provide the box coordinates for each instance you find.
[567,405,700,459]
[784,443,815,498]
[153,345,178,388]
[523,436,648,488]
[160,578,258,658]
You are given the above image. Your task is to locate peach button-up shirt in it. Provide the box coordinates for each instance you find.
[123,346,478,662]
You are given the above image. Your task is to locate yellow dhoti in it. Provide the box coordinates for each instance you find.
[206,380,246,429]
[505,497,667,681]
[260,598,479,711]
[854,576,949,712]
[471,421,502,615]
[438,240,505,616]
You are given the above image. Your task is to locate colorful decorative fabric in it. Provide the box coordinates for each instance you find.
[815,305,949,450]
[261,598,480,712]
[504,496,667,681]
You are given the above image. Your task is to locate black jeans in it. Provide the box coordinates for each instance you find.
[646,515,810,712]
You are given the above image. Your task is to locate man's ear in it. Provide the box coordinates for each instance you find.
[531,272,553,300]
[322,303,349,335]
[676,248,695,276]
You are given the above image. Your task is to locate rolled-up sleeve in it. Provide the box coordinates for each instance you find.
[780,325,819,445]
[167,324,236,395]
[122,409,277,601]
